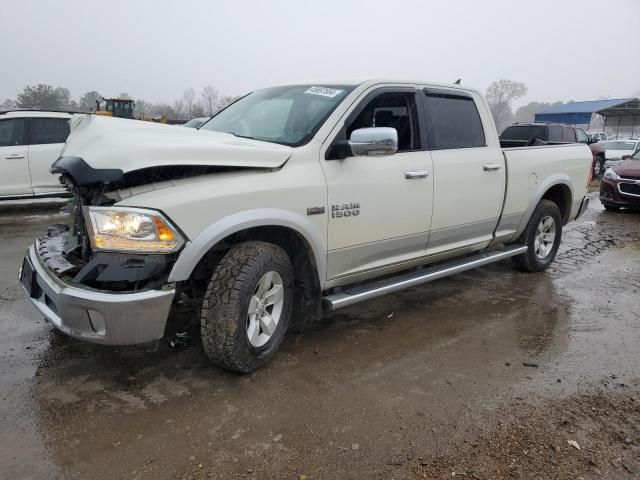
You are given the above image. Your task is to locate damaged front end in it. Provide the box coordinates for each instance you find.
[18,156,209,345]
[46,156,193,292]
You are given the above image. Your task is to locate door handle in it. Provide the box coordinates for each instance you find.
[405,170,430,179]
[5,154,25,160]
[483,164,502,171]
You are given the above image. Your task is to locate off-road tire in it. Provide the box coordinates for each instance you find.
[513,200,563,272]
[200,241,294,373]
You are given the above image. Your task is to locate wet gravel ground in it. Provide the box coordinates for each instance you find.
[0,194,639,479]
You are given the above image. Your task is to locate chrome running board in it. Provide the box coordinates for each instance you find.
[322,245,527,311]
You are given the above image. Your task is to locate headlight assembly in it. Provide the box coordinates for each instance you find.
[84,207,185,253]
[603,168,619,181]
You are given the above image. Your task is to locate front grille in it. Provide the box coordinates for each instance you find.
[620,175,640,181]
[619,183,640,196]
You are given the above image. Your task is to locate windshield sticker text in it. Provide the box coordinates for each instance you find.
[305,86,344,98]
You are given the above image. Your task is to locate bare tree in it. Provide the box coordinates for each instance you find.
[486,79,527,132]
[183,88,196,119]
[78,91,102,112]
[173,99,186,120]
[201,86,219,116]
[217,95,240,110]
[0,98,16,111]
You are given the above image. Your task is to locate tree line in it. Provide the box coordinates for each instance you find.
[3,80,627,131]
[0,84,239,120]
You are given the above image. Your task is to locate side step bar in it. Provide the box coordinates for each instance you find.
[322,245,527,311]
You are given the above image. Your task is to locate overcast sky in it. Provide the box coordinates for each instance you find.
[1,0,639,106]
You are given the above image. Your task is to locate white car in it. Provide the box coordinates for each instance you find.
[21,80,591,372]
[0,110,76,199]
[603,139,640,169]
[588,131,607,142]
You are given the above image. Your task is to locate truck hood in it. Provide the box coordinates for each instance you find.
[59,115,292,182]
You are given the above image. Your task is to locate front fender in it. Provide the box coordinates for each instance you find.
[168,208,326,284]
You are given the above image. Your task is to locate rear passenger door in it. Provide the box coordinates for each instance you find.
[0,118,31,197]
[420,89,506,256]
[28,117,70,194]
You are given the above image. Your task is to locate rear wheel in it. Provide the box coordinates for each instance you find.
[200,241,294,373]
[513,200,563,272]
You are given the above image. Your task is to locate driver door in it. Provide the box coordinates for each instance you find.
[321,87,433,281]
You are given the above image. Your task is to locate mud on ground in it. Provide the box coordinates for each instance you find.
[1,195,639,480]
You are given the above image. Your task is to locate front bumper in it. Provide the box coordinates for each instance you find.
[600,178,640,207]
[19,241,175,345]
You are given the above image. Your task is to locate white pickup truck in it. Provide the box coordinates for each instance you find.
[20,80,591,372]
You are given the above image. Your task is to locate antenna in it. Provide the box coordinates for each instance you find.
[454,78,461,85]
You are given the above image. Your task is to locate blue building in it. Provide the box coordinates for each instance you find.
[535,98,640,138]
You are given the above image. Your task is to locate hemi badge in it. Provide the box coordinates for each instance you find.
[306,206,325,216]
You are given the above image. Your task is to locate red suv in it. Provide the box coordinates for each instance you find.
[600,150,640,211]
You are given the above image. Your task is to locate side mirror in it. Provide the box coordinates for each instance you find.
[349,127,398,157]
[588,137,598,144]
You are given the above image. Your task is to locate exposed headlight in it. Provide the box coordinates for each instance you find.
[84,207,185,253]
[603,168,619,181]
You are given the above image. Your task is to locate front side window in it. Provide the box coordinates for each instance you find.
[201,84,353,147]
[29,118,70,145]
[0,119,26,147]
[548,126,563,142]
[423,92,485,149]
[346,91,420,152]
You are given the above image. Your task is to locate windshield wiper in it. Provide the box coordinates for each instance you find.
[228,132,259,141]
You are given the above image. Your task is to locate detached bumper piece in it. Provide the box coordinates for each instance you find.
[20,241,175,345]
[575,196,589,219]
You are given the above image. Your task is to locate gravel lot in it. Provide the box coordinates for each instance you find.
[0,194,638,479]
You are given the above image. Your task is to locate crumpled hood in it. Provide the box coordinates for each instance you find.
[61,115,292,174]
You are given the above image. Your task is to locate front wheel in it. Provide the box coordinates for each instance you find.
[594,158,603,177]
[200,241,294,373]
[513,200,563,272]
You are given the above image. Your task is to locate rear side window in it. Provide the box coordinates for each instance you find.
[0,119,26,147]
[423,92,485,149]
[29,118,70,145]
[563,127,576,143]
[548,126,563,142]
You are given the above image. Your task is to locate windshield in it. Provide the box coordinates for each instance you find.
[605,141,637,151]
[500,125,546,141]
[200,85,353,146]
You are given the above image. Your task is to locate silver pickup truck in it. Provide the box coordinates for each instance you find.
[20,80,592,372]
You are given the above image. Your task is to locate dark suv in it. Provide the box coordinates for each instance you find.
[500,123,591,148]
[500,123,599,176]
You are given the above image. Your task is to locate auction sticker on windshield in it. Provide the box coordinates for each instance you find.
[305,86,344,98]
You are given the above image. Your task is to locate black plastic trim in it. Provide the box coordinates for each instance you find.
[50,156,123,186]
